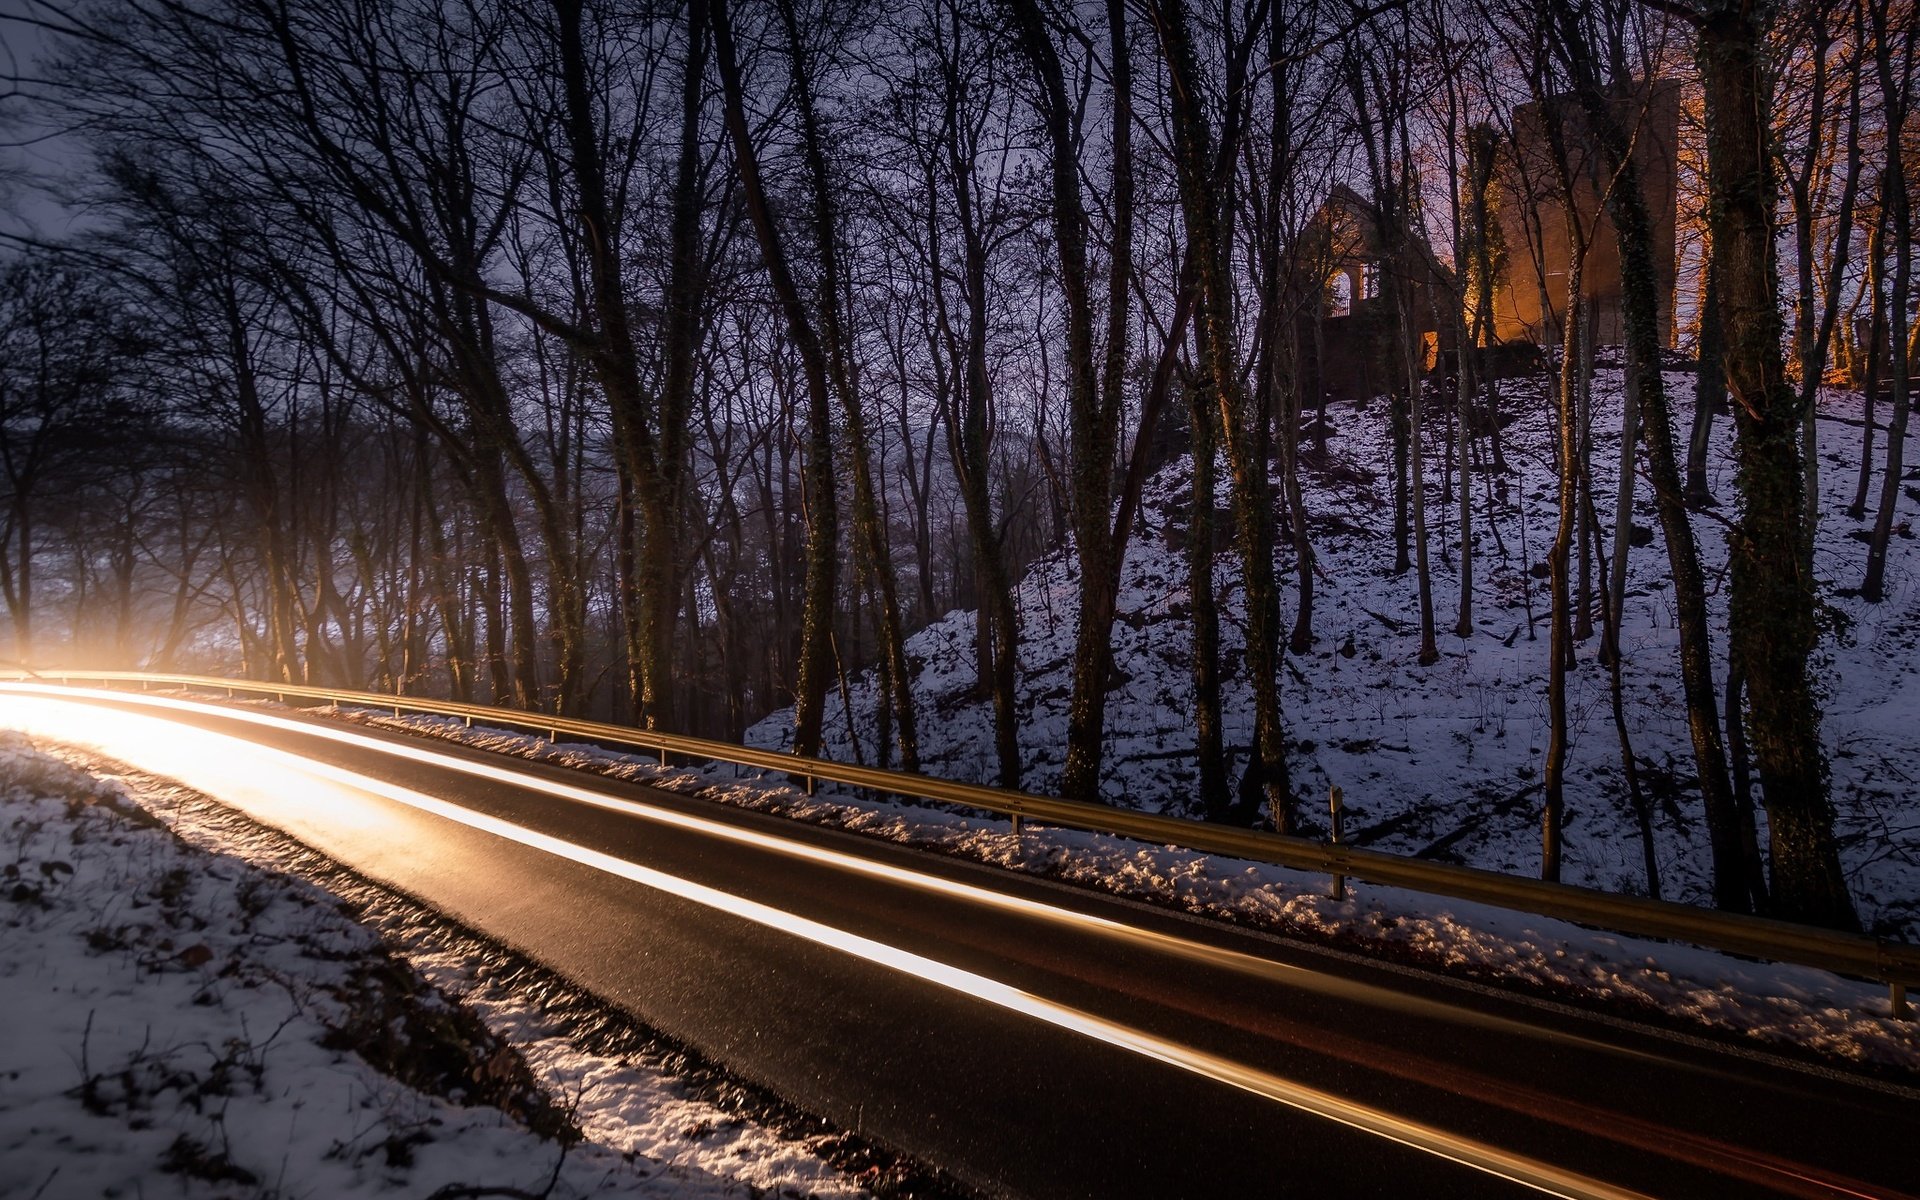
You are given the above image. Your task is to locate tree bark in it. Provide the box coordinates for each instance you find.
[1545,279,1584,885]
[1700,0,1856,928]
[1687,253,1725,507]
[1548,38,1762,910]
[773,0,921,771]
[1155,0,1295,829]
[710,0,840,759]
[1847,187,1888,519]
[1187,364,1230,821]
[1860,0,1915,604]
[1001,0,1129,804]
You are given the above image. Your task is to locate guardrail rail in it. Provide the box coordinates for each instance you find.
[6,669,1915,1019]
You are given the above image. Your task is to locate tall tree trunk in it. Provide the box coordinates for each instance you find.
[773,0,921,771]
[1454,268,1478,641]
[1545,41,1762,907]
[927,24,1023,790]
[710,0,839,759]
[1786,12,1835,562]
[223,292,300,684]
[1700,0,1856,928]
[637,1,710,731]
[1001,0,1129,804]
[1606,369,1638,645]
[943,300,1023,787]
[1861,0,1915,604]
[1391,393,1412,574]
[1606,133,1758,912]
[1392,101,1437,667]
[1545,282,1585,884]
[1847,189,1888,519]
[1406,294,1439,666]
[1790,9,1867,569]
[1155,0,1294,829]
[471,455,540,709]
[447,303,559,713]
[1456,125,1499,640]
[551,0,691,725]
[1280,349,1317,656]
[1573,316,1596,644]
[477,535,510,704]
[1187,368,1229,821]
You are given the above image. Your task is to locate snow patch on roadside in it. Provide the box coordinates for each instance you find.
[323,707,1920,1075]
[0,732,874,1200]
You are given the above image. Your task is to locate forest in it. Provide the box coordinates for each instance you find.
[0,0,1914,934]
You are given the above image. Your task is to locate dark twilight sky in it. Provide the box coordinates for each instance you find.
[1,0,93,247]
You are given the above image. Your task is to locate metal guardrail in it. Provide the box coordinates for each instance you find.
[7,669,1916,1017]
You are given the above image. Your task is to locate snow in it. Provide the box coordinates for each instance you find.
[746,362,1920,942]
[315,706,1920,1074]
[0,732,872,1200]
[264,358,1919,1073]
[3,358,1914,1200]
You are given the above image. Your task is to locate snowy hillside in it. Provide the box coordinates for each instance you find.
[750,362,1920,936]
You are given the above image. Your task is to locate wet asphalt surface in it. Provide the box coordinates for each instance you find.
[16,687,1920,1200]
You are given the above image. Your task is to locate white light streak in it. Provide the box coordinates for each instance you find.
[0,684,1733,1200]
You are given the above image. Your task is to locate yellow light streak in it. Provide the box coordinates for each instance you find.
[0,683,1632,1048]
[0,684,1660,1199]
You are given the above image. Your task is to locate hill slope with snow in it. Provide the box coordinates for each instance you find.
[751,361,1920,936]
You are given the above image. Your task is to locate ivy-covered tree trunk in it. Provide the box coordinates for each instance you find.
[1616,188,1761,909]
[1699,0,1856,929]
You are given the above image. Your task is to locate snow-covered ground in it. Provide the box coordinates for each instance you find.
[0,732,881,1200]
[749,360,1920,939]
[6,358,1914,1200]
[317,708,1920,1074]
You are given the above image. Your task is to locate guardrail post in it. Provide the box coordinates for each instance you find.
[1011,811,1023,838]
[1329,786,1347,902]
[1894,983,1911,1021]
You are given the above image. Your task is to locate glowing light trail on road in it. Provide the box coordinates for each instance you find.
[0,683,1634,1043]
[3,685,1906,1200]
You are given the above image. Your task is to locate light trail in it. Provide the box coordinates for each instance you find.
[0,686,1648,1200]
[3,685,1908,1200]
[0,683,1666,1049]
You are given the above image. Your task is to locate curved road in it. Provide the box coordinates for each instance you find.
[0,683,1913,1200]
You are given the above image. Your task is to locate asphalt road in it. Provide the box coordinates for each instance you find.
[2,683,1914,1200]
